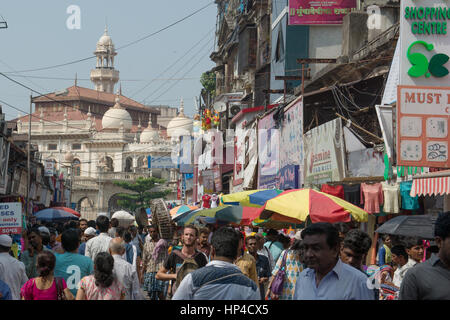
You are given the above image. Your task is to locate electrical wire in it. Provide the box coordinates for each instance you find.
[0,2,214,74]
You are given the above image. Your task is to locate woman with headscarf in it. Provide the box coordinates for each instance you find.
[76,252,125,300]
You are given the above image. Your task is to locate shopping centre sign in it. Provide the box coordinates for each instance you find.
[397,0,449,168]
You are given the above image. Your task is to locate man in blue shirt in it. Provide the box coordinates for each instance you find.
[55,229,94,297]
[0,279,12,300]
[294,223,374,300]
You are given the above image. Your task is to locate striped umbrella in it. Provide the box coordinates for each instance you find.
[220,190,262,207]
[257,188,370,224]
[170,205,199,216]
[248,189,283,206]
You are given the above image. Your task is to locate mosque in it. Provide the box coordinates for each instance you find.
[12,28,193,220]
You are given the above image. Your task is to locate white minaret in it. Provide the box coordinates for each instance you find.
[90,27,119,93]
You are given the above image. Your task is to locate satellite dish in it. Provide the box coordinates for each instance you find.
[213,101,227,112]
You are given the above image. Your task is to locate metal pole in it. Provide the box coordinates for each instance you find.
[27,95,32,218]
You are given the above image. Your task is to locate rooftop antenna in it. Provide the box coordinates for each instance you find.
[0,14,7,29]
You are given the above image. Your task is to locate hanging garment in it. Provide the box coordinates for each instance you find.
[320,184,344,199]
[381,182,400,214]
[400,181,420,210]
[343,184,361,207]
[360,183,384,214]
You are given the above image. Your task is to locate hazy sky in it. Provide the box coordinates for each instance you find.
[0,0,217,120]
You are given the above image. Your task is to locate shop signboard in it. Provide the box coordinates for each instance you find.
[0,138,10,194]
[288,0,357,25]
[257,111,279,189]
[44,159,54,176]
[397,0,449,167]
[0,202,22,235]
[279,96,304,188]
[277,165,300,189]
[213,165,222,192]
[304,118,346,186]
[148,156,177,169]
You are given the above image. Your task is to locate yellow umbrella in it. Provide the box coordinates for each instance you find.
[258,189,369,224]
[220,190,263,208]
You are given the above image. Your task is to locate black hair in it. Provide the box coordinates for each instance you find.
[403,236,423,249]
[435,212,450,240]
[61,229,80,252]
[266,229,278,237]
[211,227,240,260]
[96,215,110,233]
[87,220,96,228]
[301,222,340,249]
[79,218,88,224]
[391,245,408,260]
[380,234,391,242]
[27,227,42,238]
[342,229,372,255]
[290,239,304,251]
[63,220,78,231]
[183,224,199,237]
[199,227,210,235]
[245,235,257,244]
[0,245,10,253]
[40,233,50,246]
[116,226,126,238]
[278,234,291,245]
[123,231,132,243]
[36,251,56,278]
[334,222,351,235]
[94,252,115,288]
[110,218,119,228]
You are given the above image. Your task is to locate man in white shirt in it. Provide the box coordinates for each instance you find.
[0,235,28,300]
[109,237,144,300]
[390,245,416,288]
[85,215,112,262]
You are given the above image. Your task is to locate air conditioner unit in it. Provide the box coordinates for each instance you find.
[228,104,242,118]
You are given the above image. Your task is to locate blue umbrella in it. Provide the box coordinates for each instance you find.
[248,189,283,206]
[34,208,79,221]
[172,208,202,223]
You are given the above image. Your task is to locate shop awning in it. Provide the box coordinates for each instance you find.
[410,170,450,197]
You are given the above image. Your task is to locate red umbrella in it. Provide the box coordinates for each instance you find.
[52,207,81,218]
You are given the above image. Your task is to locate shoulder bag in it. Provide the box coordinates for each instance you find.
[270,250,288,296]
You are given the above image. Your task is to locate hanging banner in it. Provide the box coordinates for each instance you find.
[213,165,222,192]
[304,118,346,185]
[0,202,22,235]
[257,111,279,189]
[288,0,357,25]
[279,96,304,188]
[44,159,55,176]
[277,165,300,189]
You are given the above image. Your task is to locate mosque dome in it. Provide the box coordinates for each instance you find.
[101,94,132,131]
[166,98,193,138]
[140,126,160,143]
[96,27,114,49]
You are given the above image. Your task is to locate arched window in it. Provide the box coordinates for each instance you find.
[105,156,114,172]
[72,159,81,176]
[124,157,133,172]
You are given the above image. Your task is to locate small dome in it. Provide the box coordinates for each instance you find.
[96,27,115,51]
[101,95,132,130]
[64,151,74,162]
[140,126,160,143]
[167,98,193,137]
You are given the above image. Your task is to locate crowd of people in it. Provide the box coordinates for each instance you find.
[0,211,449,300]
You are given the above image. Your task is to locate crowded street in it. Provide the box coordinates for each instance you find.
[0,0,449,305]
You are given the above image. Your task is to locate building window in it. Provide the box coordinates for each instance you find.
[72,143,82,150]
[48,144,57,151]
[275,27,285,63]
[72,159,81,176]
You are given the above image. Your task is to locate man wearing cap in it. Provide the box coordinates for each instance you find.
[78,227,97,256]
[0,234,28,300]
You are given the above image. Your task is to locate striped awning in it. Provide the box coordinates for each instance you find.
[410,170,450,197]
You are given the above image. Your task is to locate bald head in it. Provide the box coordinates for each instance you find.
[109,237,125,255]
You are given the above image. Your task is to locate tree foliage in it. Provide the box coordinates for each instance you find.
[113,177,171,212]
[200,71,216,97]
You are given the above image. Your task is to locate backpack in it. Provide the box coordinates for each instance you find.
[172,250,200,290]
[125,243,134,265]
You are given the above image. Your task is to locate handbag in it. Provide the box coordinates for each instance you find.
[270,250,288,296]
[55,277,66,300]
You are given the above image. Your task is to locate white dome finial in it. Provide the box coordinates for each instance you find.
[179,98,185,116]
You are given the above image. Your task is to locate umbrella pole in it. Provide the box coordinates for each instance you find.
[369,232,379,266]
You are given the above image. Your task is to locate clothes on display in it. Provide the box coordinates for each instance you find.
[343,184,361,207]
[202,194,211,209]
[320,184,344,199]
[360,183,384,214]
[400,181,420,210]
[381,182,400,214]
